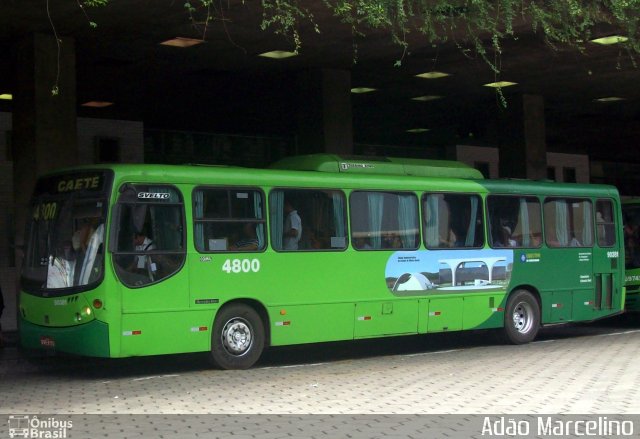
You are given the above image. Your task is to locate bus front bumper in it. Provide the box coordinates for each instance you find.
[20,318,111,357]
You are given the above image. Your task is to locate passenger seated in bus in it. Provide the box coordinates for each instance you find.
[353,236,372,250]
[569,234,581,247]
[229,223,259,251]
[382,232,402,249]
[495,225,517,247]
[530,233,542,248]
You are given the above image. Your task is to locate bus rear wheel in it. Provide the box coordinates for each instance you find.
[210,304,264,370]
[503,290,540,344]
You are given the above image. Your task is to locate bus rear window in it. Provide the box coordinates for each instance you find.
[596,199,617,248]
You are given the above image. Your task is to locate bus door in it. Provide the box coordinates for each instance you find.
[542,198,595,322]
[110,183,189,354]
[592,199,621,315]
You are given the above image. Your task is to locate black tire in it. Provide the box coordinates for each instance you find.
[210,304,265,370]
[503,289,540,344]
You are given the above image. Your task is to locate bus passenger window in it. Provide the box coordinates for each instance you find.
[112,184,185,287]
[351,191,419,251]
[269,189,347,251]
[596,199,617,247]
[423,193,483,249]
[543,198,593,248]
[193,188,266,253]
[487,195,541,249]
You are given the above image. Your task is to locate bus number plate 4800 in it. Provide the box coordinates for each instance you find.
[40,336,55,348]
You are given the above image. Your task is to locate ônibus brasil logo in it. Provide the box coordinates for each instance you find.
[8,415,72,438]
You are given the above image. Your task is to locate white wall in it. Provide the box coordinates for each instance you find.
[547,152,590,183]
[455,145,500,178]
[455,145,590,183]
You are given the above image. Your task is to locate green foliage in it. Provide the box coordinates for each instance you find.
[259,0,639,69]
[74,0,639,101]
[82,0,109,6]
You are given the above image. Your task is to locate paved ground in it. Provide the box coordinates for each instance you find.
[1,314,639,438]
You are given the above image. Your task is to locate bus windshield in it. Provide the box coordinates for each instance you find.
[22,171,112,295]
[623,202,640,270]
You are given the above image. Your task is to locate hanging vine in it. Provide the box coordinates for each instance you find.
[258,1,639,60]
[71,0,639,102]
[253,0,640,105]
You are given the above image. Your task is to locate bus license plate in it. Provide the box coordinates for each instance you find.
[40,336,55,348]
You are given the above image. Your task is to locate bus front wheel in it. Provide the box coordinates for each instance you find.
[503,290,540,344]
[210,304,265,370]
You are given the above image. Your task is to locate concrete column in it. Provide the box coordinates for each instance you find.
[296,69,353,155]
[10,33,77,326]
[492,94,547,179]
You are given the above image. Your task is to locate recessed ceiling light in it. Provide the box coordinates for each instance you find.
[0,93,12,100]
[591,35,628,45]
[258,50,297,59]
[415,71,450,79]
[406,128,430,133]
[82,101,113,108]
[483,81,518,88]
[351,87,377,94]
[160,37,204,48]
[593,96,626,102]
[411,95,442,102]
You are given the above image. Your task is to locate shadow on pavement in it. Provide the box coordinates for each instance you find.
[1,312,637,379]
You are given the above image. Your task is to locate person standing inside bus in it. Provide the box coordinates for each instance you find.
[283,199,302,250]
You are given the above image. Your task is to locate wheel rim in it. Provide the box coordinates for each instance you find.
[221,317,253,356]
[512,301,534,334]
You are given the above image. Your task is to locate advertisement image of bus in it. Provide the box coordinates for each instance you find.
[19,154,625,369]
[622,198,640,312]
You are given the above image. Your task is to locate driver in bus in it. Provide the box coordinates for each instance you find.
[129,231,157,275]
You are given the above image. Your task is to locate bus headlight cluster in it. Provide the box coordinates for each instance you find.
[75,306,92,322]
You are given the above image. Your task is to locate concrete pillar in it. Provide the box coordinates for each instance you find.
[296,69,353,155]
[8,33,77,330]
[492,94,547,179]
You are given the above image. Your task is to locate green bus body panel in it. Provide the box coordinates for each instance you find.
[269,304,355,345]
[626,284,640,311]
[18,160,626,359]
[20,318,110,357]
[20,291,95,327]
[427,297,463,332]
[120,311,213,356]
[462,294,506,329]
[622,199,640,312]
[354,300,418,338]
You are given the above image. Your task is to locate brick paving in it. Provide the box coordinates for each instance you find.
[1,318,639,437]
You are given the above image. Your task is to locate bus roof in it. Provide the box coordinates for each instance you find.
[46,158,618,199]
[269,154,485,180]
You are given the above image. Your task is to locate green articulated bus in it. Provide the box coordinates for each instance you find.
[19,154,625,369]
[622,198,640,312]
